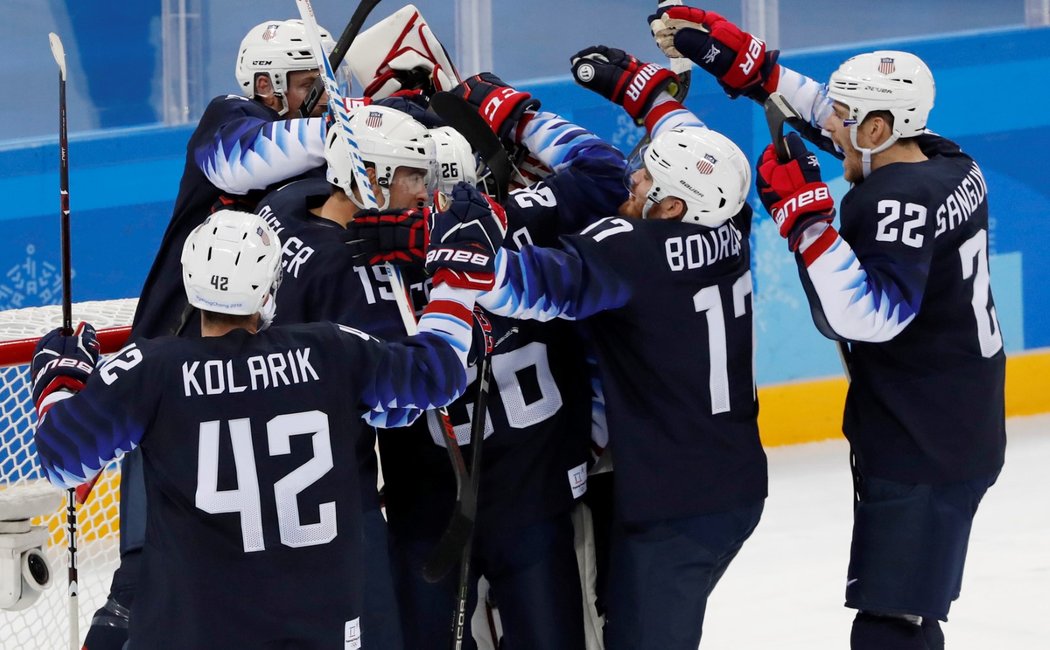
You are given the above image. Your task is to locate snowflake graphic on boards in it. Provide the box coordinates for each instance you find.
[0,244,72,310]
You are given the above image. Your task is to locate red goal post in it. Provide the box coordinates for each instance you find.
[0,298,134,650]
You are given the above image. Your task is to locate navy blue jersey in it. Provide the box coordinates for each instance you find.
[380,115,625,533]
[793,134,1006,483]
[131,95,327,340]
[35,297,474,648]
[480,209,768,524]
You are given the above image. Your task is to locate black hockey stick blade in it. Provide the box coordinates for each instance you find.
[428,92,512,203]
[763,92,804,162]
[422,506,475,583]
[299,0,382,118]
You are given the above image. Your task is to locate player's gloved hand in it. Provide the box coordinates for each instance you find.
[346,207,430,267]
[648,6,780,100]
[570,45,679,122]
[756,133,835,252]
[450,73,540,144]
[30,322,100,417]
[425,182,508,291]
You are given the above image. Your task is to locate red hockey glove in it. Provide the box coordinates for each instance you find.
[30,322,100,418]
[756,133,835,252]
[570,45,680,122]
[451,73,540,144]
[346,208,430,267]
[425,182,508,291]
[649,6,780,100]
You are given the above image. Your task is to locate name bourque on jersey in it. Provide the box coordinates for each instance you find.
[480,211,767,524]
[798,134,1006,484]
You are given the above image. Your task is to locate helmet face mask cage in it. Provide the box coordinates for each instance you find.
[181,210,283,324]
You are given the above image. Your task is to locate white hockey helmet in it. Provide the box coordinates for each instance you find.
[326,105,437,208]
[181,210,283,326]
[235,20,335,115]
[827,51,935,175]
[642,127,751,227]
[430,126,478,193]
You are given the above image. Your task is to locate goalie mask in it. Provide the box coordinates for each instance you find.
[827,50,935,177]
[235,19,337,116]
[326,105,437,209]
[641,127,750,227]
[430,126,478,194]
[181,210,283,329]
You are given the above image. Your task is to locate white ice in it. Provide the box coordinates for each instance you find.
[699,413,1050,649]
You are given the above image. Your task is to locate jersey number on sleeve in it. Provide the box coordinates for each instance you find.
[692,271,754,414]
[196,410,336,553]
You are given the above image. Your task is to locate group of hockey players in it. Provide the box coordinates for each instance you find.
[28,4,1004,650]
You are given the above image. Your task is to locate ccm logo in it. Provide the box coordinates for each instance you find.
[251,60,273,66]
[482,88,519,124]
[774,186,831,227]
[426,248,492,266]
[626,64,662,101]
[737,37,763,76]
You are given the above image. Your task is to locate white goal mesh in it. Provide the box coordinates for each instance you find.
[0,299,136,650]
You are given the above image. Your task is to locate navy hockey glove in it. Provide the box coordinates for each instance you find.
[425,182,508,291]
[346,208,430,267]
[756,133,835,252]
[30,322,100,418]
[649,6,780,100]
[451,73,540,144]
[570,46,679,122]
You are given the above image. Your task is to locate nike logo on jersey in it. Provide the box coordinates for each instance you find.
[182,348,319,397]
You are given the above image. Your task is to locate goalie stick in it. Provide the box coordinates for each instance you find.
[763,92,853,381]
[421,91,511,587]
[298,0,382,118]
[48,31,80,650]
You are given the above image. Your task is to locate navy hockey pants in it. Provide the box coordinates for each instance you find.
[389,511,584,650]
[604,499,764,650]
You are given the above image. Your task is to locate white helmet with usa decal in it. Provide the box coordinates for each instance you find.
[643,127,751,228]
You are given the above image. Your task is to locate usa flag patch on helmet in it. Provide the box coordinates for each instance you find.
[256,226,271,246]
[879,57,895,74]
[262,24,279,41]
[696,153,717,175]
[366,111,384,128]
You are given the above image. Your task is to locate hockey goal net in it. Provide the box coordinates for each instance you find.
[0,299,135,650]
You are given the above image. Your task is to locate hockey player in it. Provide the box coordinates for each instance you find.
[651,7,1006,649]
[30,204,506,649]
[255,104,440,649]
[345,77,629,648]
[81,19,341,650]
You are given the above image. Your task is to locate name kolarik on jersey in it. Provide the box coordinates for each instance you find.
[181,347,319,397]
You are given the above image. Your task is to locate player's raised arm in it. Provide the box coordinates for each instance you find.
[648,5,839,153]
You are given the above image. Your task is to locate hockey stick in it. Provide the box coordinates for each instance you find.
[298,0,382,118]
[626,0,697,160]
[48,31,79,650]
[763,92,853,381]
[420,92,512,587]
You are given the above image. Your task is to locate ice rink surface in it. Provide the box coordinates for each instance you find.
[698,413,1050,649]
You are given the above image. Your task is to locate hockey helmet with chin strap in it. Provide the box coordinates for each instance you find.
[826,50,935,177]
[235,19,336,116]
[640,127,750,228]
[181,210,283,329]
